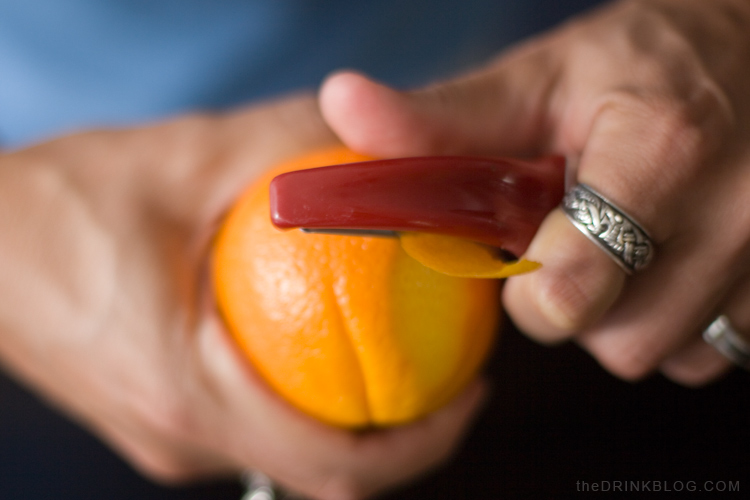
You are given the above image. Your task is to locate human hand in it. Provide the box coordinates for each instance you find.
[320,0,750,386]
[0,95,485,500]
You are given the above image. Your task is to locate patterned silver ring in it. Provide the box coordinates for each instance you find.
[703,315,750,371]
[562,184,655,274]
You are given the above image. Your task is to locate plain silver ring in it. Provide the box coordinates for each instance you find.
[562,184,655,274]
[703,315,750,371]
[242,470,278,500]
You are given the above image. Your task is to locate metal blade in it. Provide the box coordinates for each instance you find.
[300,228,399,238]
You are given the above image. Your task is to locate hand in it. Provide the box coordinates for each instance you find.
[319,0,750,386]
[0,95,485,500]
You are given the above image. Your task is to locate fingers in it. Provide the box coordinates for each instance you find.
[503,210,624,340]
[558,95,740,383]
[506,87,709,340]
[319,43,561,158]
[661,275,750,385]
[319,1,747,395]
[287,381,486,500]
[156,95,340,224]
[575,249,720,381]
[196,311,487,500]
[658,338,731,387]
[340,380,487,499]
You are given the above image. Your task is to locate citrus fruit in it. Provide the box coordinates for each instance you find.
[212,146,500,427]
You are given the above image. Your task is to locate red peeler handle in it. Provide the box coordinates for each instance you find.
[269,155,565,257]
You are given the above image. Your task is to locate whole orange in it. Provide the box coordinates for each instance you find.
[212,147,499,428]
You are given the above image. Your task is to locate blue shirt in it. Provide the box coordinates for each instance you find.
[0,0,602,147]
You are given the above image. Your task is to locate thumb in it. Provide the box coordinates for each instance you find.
[319,49,561,158]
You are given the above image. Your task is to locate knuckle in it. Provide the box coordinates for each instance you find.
[150,409,189,442]
[660,350,733,388]
[118,396,206,485]
[602,78,733,164]
[651,93,729,164]
[602,90,719,165]
[592,87,732,238]
[134,390,198,446]
[588,337,660,381]
[662,368,718,388]
[314,474,366,500]
[683,81,735,147]
[134,453,198,485]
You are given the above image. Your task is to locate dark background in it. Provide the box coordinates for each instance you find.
[2,319,747,499]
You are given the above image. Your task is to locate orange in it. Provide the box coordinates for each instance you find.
[212,147,500,427]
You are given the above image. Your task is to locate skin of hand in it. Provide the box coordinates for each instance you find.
[0,95,486,500]
[319,0,750,387]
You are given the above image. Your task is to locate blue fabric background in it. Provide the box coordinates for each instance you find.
[0,0,602,147]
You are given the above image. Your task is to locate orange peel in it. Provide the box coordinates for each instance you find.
[400,232,541,278]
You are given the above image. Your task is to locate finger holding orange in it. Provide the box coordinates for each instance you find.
[212,147,501,428]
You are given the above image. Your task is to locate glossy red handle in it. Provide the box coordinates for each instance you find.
[270,155,565,257]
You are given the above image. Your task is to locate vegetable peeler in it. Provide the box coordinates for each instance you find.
[269,155,566,258]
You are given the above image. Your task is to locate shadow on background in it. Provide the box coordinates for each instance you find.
[2,319,747,499]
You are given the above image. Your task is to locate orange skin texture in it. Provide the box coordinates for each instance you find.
[212,147,499,428]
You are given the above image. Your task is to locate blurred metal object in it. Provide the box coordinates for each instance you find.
[241,470,276,500]
[301,228,398,238]
[703,315,750,370]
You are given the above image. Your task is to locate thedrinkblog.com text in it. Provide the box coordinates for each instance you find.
[576,481,739,493]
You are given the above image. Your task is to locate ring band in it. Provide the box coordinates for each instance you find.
[703,315,750,371]
[242,470,278,500]
[562,184,655,274]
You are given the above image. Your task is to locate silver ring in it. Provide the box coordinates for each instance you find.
[562,184,655,274]
[242,470,278,500]
[703,315,750,370]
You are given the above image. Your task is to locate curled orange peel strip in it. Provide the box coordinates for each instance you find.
[400,232,541,279]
